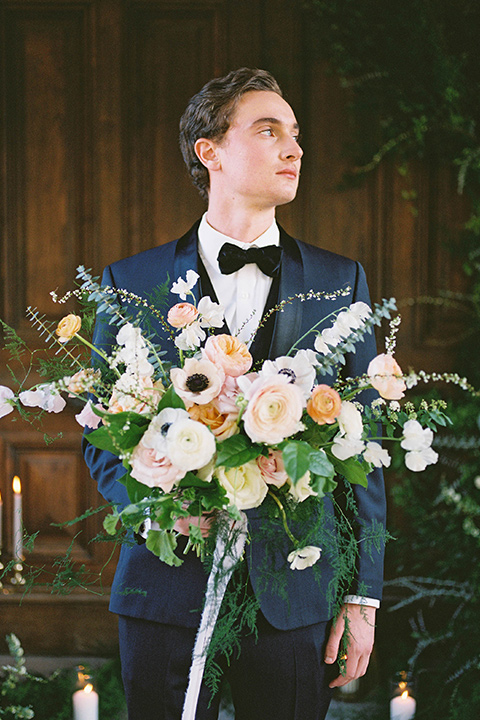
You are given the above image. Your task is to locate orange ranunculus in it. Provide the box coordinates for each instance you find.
[56,314,81,342]
[307,384,342,425]
[167,302,199,328]
[203,334,253,377]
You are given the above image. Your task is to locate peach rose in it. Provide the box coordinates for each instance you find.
[307,384,342,425]
[203,334,253,377]
[256,449,288,487]
[243,375,304,444]
[367,353,406,400]
[130,441,185,491]
[173,512,214,538]
[188,401,239,441]
[56,314,81,342]
[167,302,199,328]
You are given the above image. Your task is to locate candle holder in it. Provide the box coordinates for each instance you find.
[390,671,416,720]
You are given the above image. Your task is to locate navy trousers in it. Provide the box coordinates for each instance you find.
[118,611,335,720]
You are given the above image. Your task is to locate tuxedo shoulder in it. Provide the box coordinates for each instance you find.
[295,237,359,271]
[107,237,178,275]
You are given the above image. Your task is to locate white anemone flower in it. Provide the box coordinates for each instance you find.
[288,546,322,570]
[259,350,316,399]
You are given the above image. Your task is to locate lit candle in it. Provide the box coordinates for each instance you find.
[72,683,99,720]
[12,477,22,560]
[390,690,417,720]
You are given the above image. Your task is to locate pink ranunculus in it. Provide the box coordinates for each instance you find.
[215,375,242,415]
[167,302,199,328]
[256,449,288,487]
[130,441,185,491]
[203,334,253,377]
[243,375,304,444]
[367,353,406,400]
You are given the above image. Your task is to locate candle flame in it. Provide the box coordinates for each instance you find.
[12,477,21,494]
[401,690,409,700]
[0,489,2,502]
[84,683,93,694]
[399,681,407,690]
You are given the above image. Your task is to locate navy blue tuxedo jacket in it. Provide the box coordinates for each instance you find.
[83,222,386,630]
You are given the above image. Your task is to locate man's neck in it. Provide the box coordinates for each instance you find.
[205,199,276,244]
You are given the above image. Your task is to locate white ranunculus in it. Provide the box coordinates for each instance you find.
[331,436,366,460]
[197,296,225,328]
[166,418,216,471]
[337,401,364,439]
[216,461,268,510]
[174,321,206,351]
[287,472,317,503]
[288,545,322,570]
[0,386,15,418]
[363,441,391,468]
[171,270,200,300]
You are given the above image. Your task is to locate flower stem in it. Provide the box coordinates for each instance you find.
[268,490,298,546]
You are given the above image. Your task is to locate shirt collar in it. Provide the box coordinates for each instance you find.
[198,213,280,274]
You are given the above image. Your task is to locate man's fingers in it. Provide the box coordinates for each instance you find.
[324,613,345,664]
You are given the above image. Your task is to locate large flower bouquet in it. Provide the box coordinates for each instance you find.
[1,266,468,577]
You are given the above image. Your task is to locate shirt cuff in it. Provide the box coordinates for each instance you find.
[343,595,380,609]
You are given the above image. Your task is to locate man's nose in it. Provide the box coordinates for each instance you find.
[281,135,303,161]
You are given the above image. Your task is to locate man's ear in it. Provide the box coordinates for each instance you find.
[194,138,221,171]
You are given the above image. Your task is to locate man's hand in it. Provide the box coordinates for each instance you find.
[324,603,376,688]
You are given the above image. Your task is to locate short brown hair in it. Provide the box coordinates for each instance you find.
[179,68,283,200]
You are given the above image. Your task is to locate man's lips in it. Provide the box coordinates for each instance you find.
[277,168,298,180]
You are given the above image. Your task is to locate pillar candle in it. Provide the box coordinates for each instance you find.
[12,477,22,561]
[390,691,416,720]
[73,683,99,720]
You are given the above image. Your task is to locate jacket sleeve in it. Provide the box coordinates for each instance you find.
[82,265,130,509]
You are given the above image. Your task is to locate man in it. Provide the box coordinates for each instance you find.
[83,68,385,720]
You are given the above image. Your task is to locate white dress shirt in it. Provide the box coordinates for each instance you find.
[197,213,279,344]
[197,213,380,610]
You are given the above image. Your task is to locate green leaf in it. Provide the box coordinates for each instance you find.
[200,485,228,511]
[126,474,153,503]
[178,471,213,489]
[103,511,120,535]
[328,452,369,488]
[310,472,338,497]
[152,496,186,530]
[86,426,119,453]
[215,434,263,468]
[282,440,312,483]
[308,449,335,480]
[146,529,183,566]
[157,386,186,413]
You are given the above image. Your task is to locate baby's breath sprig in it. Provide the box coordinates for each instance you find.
[406,370,480,396]
[385,314,401,354]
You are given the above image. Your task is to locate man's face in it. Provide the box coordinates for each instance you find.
[212,90,303,211]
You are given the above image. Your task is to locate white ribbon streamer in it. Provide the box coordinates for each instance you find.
[181,512,248,720]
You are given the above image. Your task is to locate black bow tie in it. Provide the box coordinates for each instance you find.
[217,242,283,278]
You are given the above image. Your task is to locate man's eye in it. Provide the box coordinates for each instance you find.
[261,128,274,136]
[293,133,302,145]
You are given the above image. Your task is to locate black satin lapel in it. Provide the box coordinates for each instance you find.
[268,228,304,358]
[173,221,201,305]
